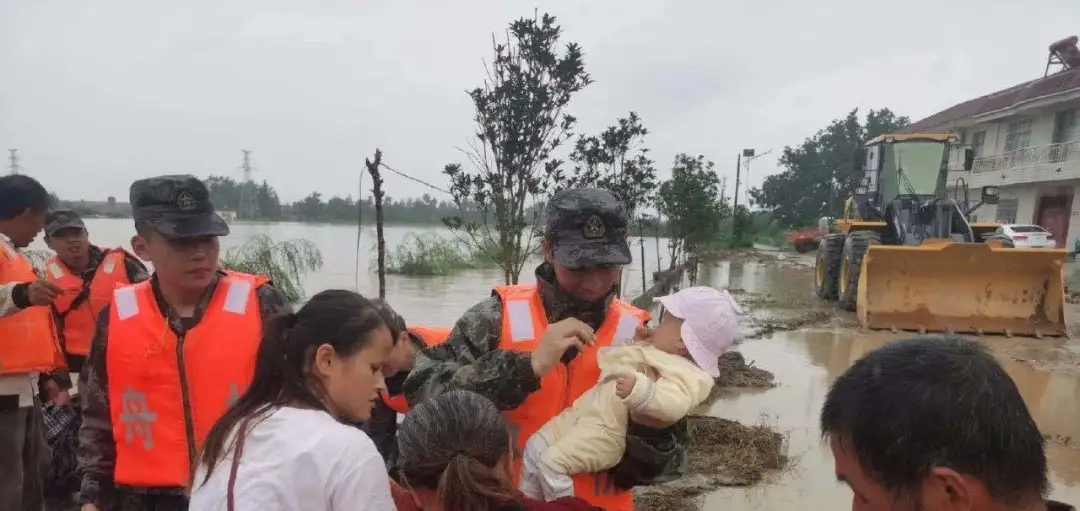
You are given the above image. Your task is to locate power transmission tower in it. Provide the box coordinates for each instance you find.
[8,149,21,175]
[237,149,259,219]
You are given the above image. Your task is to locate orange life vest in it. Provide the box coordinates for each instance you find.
[106,271,269,488]
[495,284,648,511]
[0,242,65,375]
[379,325,451,414]
[45,249,134,356]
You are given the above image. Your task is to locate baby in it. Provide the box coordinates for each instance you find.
[519,286,742,501]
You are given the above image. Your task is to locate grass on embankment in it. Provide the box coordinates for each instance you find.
[382,233,497,276]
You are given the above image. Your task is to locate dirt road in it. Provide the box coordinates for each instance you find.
[681,250,1080,510]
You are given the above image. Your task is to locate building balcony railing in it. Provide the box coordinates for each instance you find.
[972,140,1080,173]
[963,140,1080,188]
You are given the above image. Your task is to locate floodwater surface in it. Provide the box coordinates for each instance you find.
[697,258,1080,510]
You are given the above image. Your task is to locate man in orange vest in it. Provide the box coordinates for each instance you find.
[403,188,685,510]
[42,209,149,378]
[364,298,449,470]
[77,176,288,511]
[0,174,68,511]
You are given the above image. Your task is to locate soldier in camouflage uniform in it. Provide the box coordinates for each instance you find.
[403,188,686,499]
[77,176,288,511]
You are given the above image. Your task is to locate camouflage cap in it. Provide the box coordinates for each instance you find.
[44,209,86,236]
[369,297,408,336]
[130,175,229,239]
[545,187,632,269]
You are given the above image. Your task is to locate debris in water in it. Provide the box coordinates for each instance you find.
[635,416,789,511]
[1045,432,1080,451]
[707,352,776,403]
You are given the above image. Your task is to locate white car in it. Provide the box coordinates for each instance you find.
[994,224,1058,249]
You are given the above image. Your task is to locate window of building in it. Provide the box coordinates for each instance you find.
[1004,119,1033,153]
[1053,108,1080,143]
[971,130,986,158]
[995,198,1019,224]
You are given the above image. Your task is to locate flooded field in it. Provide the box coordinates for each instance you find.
[696,252,1080,510]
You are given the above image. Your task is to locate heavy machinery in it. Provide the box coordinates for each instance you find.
[813,133,1067,337]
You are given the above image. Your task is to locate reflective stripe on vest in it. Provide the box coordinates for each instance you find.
[378,325,451,414]
[46,250,133,356]
[107,271,268,487]
[0,243,65,375]
[494,284,647,511]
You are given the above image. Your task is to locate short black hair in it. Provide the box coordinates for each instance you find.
[821,336,1047,505]
[0,175,51,220]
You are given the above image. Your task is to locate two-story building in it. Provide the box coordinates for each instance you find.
[904,36,1080,247]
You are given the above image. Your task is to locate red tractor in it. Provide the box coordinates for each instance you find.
[786,217,832,253]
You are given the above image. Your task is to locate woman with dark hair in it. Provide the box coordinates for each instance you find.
[397,390,601,511]
[189,289,396,511]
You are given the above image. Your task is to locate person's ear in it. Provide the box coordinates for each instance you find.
[312,343,337,378]
[540,238,554,263]
[922,467,974,510]
[131,235,151,262]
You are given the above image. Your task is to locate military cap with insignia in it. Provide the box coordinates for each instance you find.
[130,175,229,239]
[44,209,87,236]
[545,187,632,269]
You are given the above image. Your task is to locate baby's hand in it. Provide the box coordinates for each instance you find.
[614,374,636,399]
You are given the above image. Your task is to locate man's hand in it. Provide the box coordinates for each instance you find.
[614,374,636,399]
[27,280,64,306]
[530,318,595,377]
[633,325,653,343]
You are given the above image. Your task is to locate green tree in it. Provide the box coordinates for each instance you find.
[657,154,727,262]
[442,11,593,284]
[749,108,909,226]
[566,111,658,219]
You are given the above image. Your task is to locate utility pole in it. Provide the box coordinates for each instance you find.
[238,149,259,220]
[732,152,743,214]
[7,149,20,175]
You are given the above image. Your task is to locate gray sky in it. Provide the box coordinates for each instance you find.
[1,0,1076,204]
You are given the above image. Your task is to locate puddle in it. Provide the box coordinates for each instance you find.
[701,328,1080,510]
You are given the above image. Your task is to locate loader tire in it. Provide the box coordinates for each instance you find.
[815,234,845,300]
[838,230,881,312]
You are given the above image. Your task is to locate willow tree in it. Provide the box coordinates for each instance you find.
[219,234,323,303]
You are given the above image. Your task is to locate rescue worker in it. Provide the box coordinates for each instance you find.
[42,209,149,377]
[403,188,685,511]
[364,298,449,470]
[77,175,288,511]
[0,174,67,511]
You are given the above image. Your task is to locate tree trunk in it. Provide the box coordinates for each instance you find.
[364,149,387,299]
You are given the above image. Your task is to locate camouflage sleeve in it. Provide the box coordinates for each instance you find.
[612,417,689,489]
[402,296,540,411]
[77,306,115,506]
[122,254,150,283]
[362,397,399,470]
[255,282,291,321]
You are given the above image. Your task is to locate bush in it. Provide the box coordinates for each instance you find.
[219,234,323,302]
[383,233,495,276]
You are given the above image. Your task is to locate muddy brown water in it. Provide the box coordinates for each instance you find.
[696,256,1080,509]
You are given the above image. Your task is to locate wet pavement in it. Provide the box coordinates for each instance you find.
[696,253,1080,510]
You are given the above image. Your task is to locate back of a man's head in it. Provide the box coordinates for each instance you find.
[821,336,1047,507]
[0,174,50,220]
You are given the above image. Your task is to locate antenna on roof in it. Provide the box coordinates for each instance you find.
[1046,36,1080,76]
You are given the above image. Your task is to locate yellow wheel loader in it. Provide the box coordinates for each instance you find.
[813,133,1067,337]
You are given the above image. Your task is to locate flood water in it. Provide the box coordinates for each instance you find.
[42,219,1080,507]
[695,259,1080,509]
[30,218,674,325]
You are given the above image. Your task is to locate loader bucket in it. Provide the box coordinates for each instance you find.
[856,240,1067,337]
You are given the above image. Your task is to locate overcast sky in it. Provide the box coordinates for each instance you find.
[1,0,1077,204]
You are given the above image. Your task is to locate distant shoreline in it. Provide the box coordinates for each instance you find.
[79,215,454,228]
